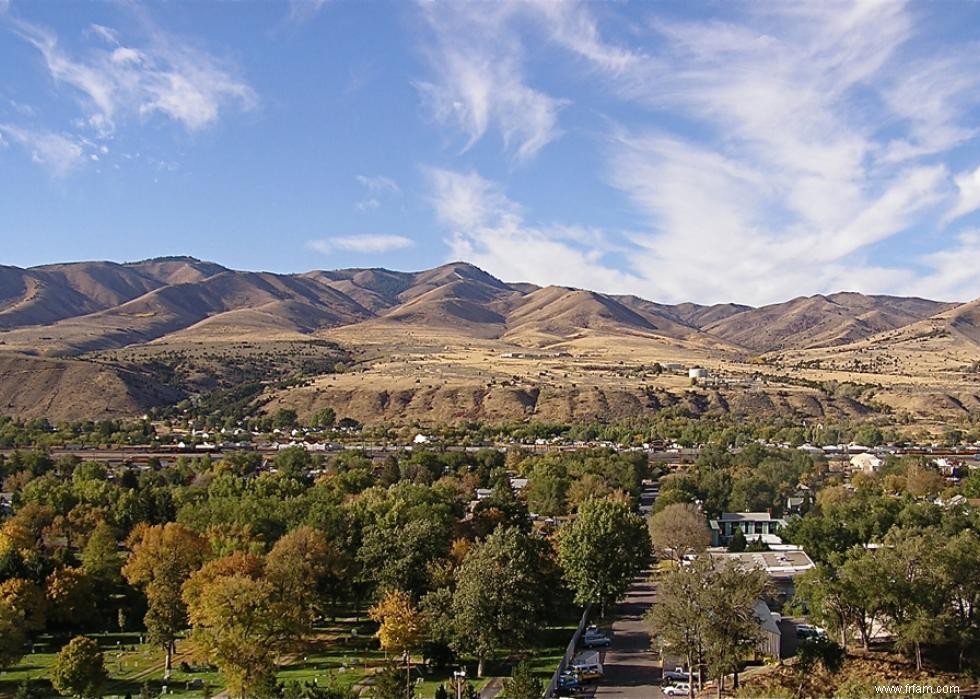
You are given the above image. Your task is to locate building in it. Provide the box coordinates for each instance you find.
[753,599,782,658]
[709,512,787,546]
[850,453,883,473]
[710,547,816,604]
[688,367,709,379]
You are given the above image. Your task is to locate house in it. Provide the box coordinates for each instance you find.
[849,453,883,473]
[709,512,787,546]
[753,599,782,658]
[786,486,812,514]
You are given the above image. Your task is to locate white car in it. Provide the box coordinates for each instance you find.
[663,683,691,696]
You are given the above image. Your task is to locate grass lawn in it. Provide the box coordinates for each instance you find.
[0,614,583,698]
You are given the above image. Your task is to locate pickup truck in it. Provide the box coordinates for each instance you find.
[662,667,691,683]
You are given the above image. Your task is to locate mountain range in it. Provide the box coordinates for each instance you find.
[1,256,977,424]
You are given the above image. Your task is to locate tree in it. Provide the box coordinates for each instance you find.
[45,567,96,631]
[794,637,844,697]
[0,578,47,633]
[451,527,549,676]
[265,526,336,626]
[648,503,710,562]
[500,661,543,699]
[557,497,650,617]
[370,589,426,699]
[0,600,27,669]
[700,562,769,693]
[646,559,709,697]
[184,570,282,698]
[727,528,746,552]
[371,661,413,699]
[312,407,336,429]
[122,523,209,673]
[370,589,427,655]
[50,636,107,698]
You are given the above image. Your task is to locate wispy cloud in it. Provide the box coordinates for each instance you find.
[429,167,637,291]
[415,1,980,303]
[355,174,400,211]
[286,0,329,25]
[356,174,399,194]
[415,2,567,162]
[7,11,256,136]
[307,234,414,255]
[0,123,85,176]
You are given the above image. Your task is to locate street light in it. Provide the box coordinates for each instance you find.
[453,668,467,699]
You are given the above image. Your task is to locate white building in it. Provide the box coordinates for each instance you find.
[688,367,708,379]
[850,453,883,473]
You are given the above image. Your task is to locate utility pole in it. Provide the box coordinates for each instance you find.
[405,649,411,699]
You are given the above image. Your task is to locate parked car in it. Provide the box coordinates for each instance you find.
[554,671,582,696]
[663,682,691,696]
[662,667,690,683]
[796,624,827,639]
[582,627,612,648]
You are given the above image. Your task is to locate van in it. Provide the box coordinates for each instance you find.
[570,652,603,681]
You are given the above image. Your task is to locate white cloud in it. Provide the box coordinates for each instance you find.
[9,14,256,136]
[412,1,980,303]
[307,235,414,255]
[0,123,85,176]
[286,0,329,25]
[415,2,566,162]
[356,174,400,194]
[429,167,639,291]
[355,174,399,211]
[587,2,976,303]
[910,231,980,301]
[945,164,980,225]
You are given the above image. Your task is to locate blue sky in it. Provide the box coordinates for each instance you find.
[2,0,980,305]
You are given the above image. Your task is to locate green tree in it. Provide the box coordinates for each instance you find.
[451,527,549,676]
[50,636,108,698]
[557,497,650,616]
[727,528,746,552]
[646,559,709,696]
[500,661,544,699]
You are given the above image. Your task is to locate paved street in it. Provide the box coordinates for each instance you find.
[591,481,665,698]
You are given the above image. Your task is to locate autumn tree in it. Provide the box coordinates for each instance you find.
[557,496,650,616]
[0,600,27,669]
[50,636,107,699]
[265,525,335,626]
[183,551,313,698]
[648,503,710,562]
[370,589,427,655]
[0,578,47,633]
[122,523,209,673]
[45,567,96,632]
[369,589,426,699]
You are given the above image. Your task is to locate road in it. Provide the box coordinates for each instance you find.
[591,482,666,698]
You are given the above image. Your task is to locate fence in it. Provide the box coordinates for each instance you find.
[542,604,592,698]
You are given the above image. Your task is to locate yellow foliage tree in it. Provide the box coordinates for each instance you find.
[369,589,426,655]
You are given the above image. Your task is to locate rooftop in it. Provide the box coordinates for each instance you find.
[709,548,815,578]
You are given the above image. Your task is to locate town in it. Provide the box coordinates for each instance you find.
[0,413,978,698]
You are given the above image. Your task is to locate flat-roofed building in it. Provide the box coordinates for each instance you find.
[709,511,787,546]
